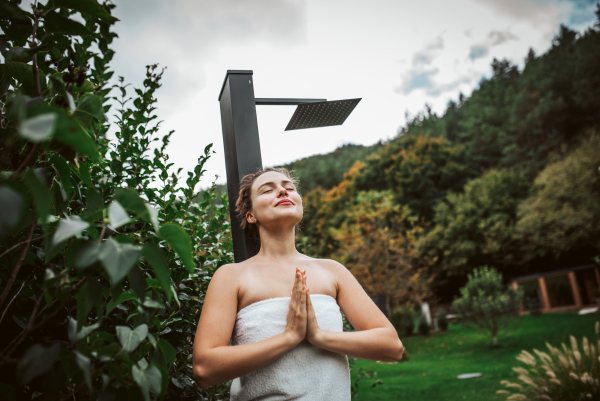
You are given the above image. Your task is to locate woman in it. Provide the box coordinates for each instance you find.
[192,167,403,400]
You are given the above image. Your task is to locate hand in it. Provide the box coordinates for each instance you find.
[284,267,308,345]
[305,286,323,346]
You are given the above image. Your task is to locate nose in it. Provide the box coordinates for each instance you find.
[277,185,288,197]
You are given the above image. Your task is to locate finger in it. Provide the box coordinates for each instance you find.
[294,270,303,303]
[301,285,307,306]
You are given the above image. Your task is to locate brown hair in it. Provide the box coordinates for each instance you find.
[235,167,300,240]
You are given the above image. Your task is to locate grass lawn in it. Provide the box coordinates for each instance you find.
[351,312,600,401]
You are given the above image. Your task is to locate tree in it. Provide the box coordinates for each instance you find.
[354,135,478,221]
[515,134,600,263]
[331,190,435,309]
[452,266,523,346]
[418,168,530,281]
[0,3,232,400]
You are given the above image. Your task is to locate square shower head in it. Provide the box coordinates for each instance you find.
[284,98,361,131]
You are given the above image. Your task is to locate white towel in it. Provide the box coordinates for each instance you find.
[230,294,351,401]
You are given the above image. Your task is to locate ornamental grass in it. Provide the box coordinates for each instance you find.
[497,321,600,400]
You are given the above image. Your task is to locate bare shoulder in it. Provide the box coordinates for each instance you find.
[208,262,243,293]
[307,257,354,293]
[310,257,350,276]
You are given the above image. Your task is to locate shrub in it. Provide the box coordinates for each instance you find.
[452,266,524,346]
[390,305,415,337]
[524,297,542,316]
[497,321,600,400]
[436,308,449,331]
[418,317,430,335]
[0,3,232,400]
[390,305,415,336]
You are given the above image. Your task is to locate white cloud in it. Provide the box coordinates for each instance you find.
[105,0,597,185]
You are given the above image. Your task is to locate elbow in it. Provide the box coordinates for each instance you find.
[193,363,212,390]
[396,342,405,362]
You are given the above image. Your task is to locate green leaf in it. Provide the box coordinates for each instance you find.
[0,0,30,23]
[49,74,75,112]
[78,162,92,187]
[132,363,161,401]
[74,94,107,123]
[22,168,51,224]
[6,47,30,63]
[19,113,56,142]
[52,216,89,245]
[98,238,140,284]
[16,343,60,384]
[84,187,103,220]
[108,200,131,229]
[116,324,148,353]
[53,0,119,22]
[106,292,137,315]
[159,223,194,273]
[141,243,172,299]
[113,188,147,215]
[67,318,99,344]
[43,11,94,36]
[0,183,27,238]
[128,266,147,301]
[142,298,163,309]
[146,204,159,231]
[76,280,102,330]
[74,351,92,390]
[74,240,100,269]
[49,155,71,199]
[0,61,46,97]
[157,339,176,366]
[49,108,100,163]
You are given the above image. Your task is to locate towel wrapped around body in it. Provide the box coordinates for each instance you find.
[230,294,351,401]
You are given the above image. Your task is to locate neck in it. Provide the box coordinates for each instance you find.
[255,223,300,261]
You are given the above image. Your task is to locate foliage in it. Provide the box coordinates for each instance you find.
[353,135,478,220]
[515,134,600,264]
[416,315,430,336]
[452,266,524,346]
[0,2,232,400]
[497,321,600,400]
[418,168,531,280]
[297,10,600,305]
[332,190,436,308]
[298,161,363,258]
[350,360,384,400]
[279,143,381,192]
[436,308,449,332]
[390,305,416,337]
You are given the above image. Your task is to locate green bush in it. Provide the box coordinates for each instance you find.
[390,305,415,336]
[452,266,524,346]
[436,308,449,331]
[497,321,600,400]
[0,2,232,400]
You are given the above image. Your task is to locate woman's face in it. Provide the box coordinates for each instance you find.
[247,171,303,230]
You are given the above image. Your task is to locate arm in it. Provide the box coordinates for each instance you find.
[192,266,308,389]
[304,262,404,362]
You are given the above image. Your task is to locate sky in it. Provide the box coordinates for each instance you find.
[107,0,598,186]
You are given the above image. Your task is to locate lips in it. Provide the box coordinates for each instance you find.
[276,199,294,206]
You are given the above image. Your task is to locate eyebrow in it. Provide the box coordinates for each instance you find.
[256,180,294,191]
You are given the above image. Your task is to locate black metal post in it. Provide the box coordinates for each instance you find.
[218,70,359,263]
[218,70,263,262]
